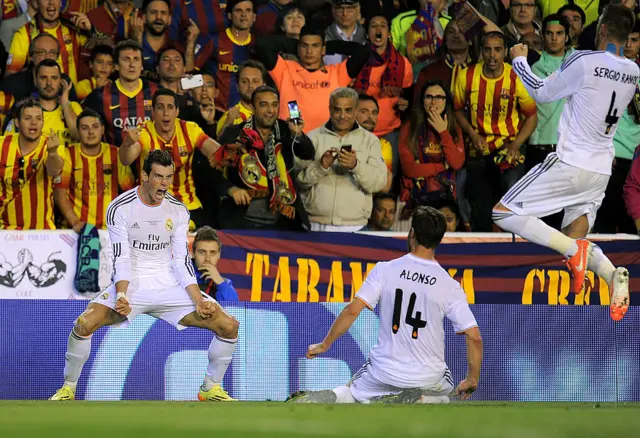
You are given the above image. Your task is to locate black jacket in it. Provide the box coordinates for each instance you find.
[214,118,315,230]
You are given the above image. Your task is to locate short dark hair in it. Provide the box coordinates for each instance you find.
[542,13,571,38]
[16,98,43,120]
[251,85,279,106]
[276,3,308,33]
[481,31,506,47]
[152,88,179,108]
[411,206,447,249]
[599,4,636,43]
[142,0,170,12]
[35,58,61,77]
[237,59,268,83]
[373,192,395,206]
[76,109,104,131]
[143,149,173,175]
[90,44,114,63]
[557,4,586,26]
[357,94,379,110]
[28,33,60,57]
[193,226,223,252]
[114,39,142,63]
[156,46,185,70]
[226,0,254,14]
[299,24,325,43]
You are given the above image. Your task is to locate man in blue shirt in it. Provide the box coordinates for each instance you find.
[192,226,239,301]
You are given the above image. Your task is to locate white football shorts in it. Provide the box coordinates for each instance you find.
[347,360,454,404]
[91,278,216,330]
[500,153,609,229]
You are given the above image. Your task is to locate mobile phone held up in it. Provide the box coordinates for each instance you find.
[181,74,204,91]
[288,100,301,122]
[341,145,352,153]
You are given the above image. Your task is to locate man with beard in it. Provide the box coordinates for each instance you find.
[454,32,537,232]
[362,192,396,231]
[4,60,83,144]
[83,40,159,146]
[7,0,89,83]
[216,60,267,137]
[119,89,222,229]
[128,0,209,74]
[356,95,393,193]
[0,99,64,229]
[156,47,192,111]
[204,0,256,111]
[211,85,316,230]
[54,109,134,231]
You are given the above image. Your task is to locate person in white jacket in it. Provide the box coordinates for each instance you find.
[297,87,388,232]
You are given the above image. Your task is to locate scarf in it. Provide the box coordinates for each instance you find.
[210,118,297,219]
[354,42,405,98]
[406,5,443,65]
[401,125,456,202]
[103,0,131,41]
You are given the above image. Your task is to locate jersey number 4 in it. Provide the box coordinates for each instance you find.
[604,91,620,135]
[392,288,427,340]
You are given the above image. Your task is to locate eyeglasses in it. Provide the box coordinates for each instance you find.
[511,3,536,9]
[423,94,447,102]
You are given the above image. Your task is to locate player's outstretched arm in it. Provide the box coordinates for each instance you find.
[511,44,585,104]
[455,326,483,400]
[307,298,368,359]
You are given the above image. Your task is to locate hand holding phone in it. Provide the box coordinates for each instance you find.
[288,100,301,122]
[181,74,204,91]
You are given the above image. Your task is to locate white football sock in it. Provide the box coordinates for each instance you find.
[203,335,237,390]
[63,329,92,390]
[332,385,356,403]
[588,244,616,284]
[492,211,579,258]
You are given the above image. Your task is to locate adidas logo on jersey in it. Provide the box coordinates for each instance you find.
[131,222,140,229]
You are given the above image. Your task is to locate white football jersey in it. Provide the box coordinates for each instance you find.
[105,187,196,291]
[356,254,477,388]
[513,51,639,175]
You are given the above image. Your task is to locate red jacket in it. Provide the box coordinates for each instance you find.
[623,145,640,221]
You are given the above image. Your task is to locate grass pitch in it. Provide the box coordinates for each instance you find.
[1,401,638,438]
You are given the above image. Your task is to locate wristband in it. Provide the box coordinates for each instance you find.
[116,292,128,302]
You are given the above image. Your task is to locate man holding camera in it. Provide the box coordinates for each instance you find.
[297,87,387,232]
[210,85,316,230]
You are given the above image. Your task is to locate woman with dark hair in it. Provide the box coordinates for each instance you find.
[275,3,308,39]
[398,79,465,214]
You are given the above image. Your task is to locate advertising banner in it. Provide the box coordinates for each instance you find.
[0,301,638,402]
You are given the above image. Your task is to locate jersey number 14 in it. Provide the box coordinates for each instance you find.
[392,288,427,340]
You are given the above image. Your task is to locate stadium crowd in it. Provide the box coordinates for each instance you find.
[0,0,638,235]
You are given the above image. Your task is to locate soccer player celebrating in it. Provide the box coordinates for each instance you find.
[84,39,159,146]
[288,206,482,404]
[119,89,222,228]
[54,109,135,231]
[493,4,639,321]
[49,150,239,402]
[0,99,64,229]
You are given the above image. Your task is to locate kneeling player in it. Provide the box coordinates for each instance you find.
[50,150,238,401]
[288,207,483,404]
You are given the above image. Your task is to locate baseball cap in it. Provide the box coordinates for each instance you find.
[333,0,359,6]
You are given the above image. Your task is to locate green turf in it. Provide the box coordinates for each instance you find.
[1,401,638,438]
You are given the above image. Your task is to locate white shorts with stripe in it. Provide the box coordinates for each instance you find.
[499,153,609,229]
[347,360,455,404]
[91,282,216,330]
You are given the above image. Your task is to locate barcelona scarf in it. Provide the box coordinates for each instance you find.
[103,0,131,41]
[354,42,405,98]
[211,119,297,219]
[406,4,442,64]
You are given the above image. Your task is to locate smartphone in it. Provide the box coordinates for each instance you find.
[341,145,353,152]
[287,100,301,121]
[181,74,204,91]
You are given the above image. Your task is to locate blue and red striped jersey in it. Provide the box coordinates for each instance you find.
[169,0,228,39]
[83,79,159,146]
[205,28,253,110]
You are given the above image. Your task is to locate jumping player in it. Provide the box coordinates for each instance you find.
[49,150,238,402]
[493,4,638,321]
[288,206,483,405]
